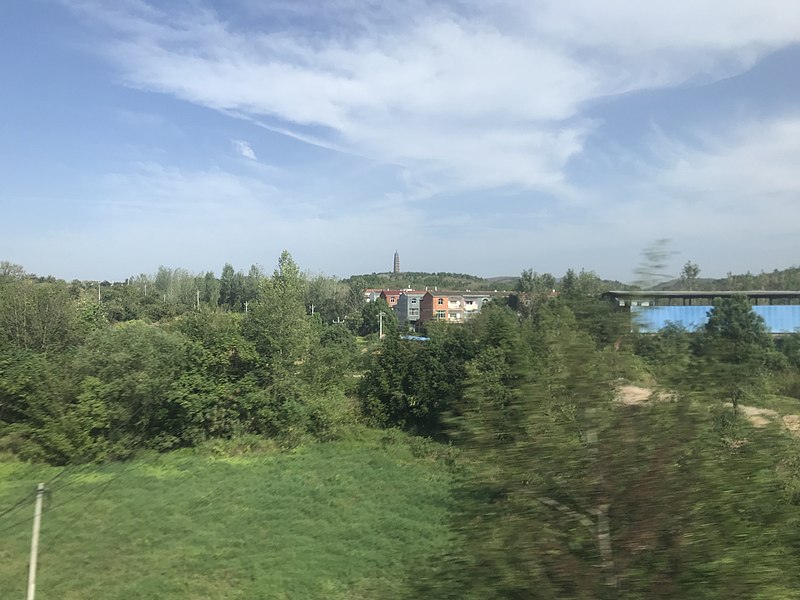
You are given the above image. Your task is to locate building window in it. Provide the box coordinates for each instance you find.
[435,310,446,319]
[410,308,419,316]
[411,298,417,304]
[437,298,444,305]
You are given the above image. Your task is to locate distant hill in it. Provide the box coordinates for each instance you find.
[345,271,635,294]
[652,265,800,292]
[345,271,512,292]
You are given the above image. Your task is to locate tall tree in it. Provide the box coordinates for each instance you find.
[0,261,26,283]
[244,251,312,376]
[434,302,616,599]
[219,263,237,309]
[680,261,701,290]
[0,280,83,352]
[693,295,782,409]
[243,264,263,308]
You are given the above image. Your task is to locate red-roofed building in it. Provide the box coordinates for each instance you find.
[379,290,403,307]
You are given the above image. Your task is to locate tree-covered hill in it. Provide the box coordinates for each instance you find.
[654,265,800,291]
[345,271,505,291]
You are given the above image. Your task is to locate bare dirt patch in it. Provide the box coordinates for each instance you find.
[723,403,779,428]
[782,415,800,436]
[740,406,778,428]
[616,385,673,406]
[616,385,653,405]
[615,385,800,437]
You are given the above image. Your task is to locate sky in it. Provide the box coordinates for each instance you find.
[1,0,799,282]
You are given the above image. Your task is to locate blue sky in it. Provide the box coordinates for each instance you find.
[1,0,799,282]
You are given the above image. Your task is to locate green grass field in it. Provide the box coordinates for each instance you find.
[0,429,456,599]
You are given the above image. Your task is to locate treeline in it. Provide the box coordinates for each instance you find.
[0,252,403,463]
[347,269,630,293]
[3,255,800,596]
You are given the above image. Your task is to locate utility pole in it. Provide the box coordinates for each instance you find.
[196,290,200,310]
[27,483,45,600]
[379,311,385,339]
[97,282,101,303]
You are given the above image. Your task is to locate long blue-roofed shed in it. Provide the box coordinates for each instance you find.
[603,290,800,334]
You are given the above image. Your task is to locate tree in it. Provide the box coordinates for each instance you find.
[0,280,84,352]
[693,295,782,410]
[306,274,360,324]
[71,321,197,456]
[172,309,257,381]
[633,323,692,386]
[513,269,557,317]
[243,251,313,377]
[218,263,238,309]
[198,270,221,306]
[243,264,263,308]
[430,301,616,599]
[0,261,26,283]
[681,261,701,290]
[359,298,397,336]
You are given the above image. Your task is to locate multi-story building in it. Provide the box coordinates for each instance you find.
[395,291,426,328]
[379,290,403,308]
[419,291,448,322]
[417,290,505,324]
[462,293,492,319]
[446,295,464,322]
[363,288,384,302]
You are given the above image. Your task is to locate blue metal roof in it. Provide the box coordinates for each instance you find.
[753,306,800,334]
[632,305,800,334]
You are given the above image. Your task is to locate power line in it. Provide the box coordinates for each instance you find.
[0,459,137,537]
[0,489,36,522]
[0,511,40,537]
[4,395,155,511]
[39,460,140,556]
[0,468,70,523]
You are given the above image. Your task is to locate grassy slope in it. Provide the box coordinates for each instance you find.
[0,430,455,599]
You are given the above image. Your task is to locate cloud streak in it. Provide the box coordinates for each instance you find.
[21,0,794,282]
[71,0,800,195]
[232,139,257,160]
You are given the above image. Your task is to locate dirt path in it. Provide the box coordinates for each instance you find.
[616,385,653,405]
[616,384,800,436]
[616,385,672,405]
[782,414,800,435]
[721,403,800,435]
[724,403,778,428]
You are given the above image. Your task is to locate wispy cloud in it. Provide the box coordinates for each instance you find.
[68,0,800,196]
[28,0,796,281]
[232,139,257,160]
[578,114,800,274]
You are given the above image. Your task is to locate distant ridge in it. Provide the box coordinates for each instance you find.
[346,271,509,292]
[651,265,800,292]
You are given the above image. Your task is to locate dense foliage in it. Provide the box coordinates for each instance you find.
[2,257,800,598]
[0,253,364,462]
